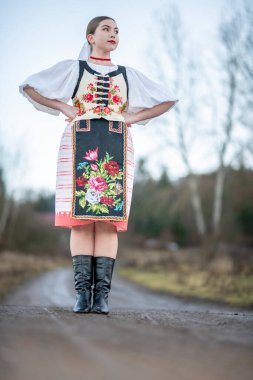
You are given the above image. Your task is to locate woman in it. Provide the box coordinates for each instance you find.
[19,16,179,315]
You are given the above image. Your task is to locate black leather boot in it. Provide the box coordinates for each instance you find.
[72,254,94,313]
[91,256,115,314]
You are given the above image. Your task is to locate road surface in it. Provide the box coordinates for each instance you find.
[1,264,253,380]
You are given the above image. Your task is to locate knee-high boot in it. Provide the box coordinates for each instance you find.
[91,256,115,314]
[72,254,94,313]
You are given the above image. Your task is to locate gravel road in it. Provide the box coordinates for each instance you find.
[1,265,252,380]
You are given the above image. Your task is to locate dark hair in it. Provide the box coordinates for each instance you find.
[86,16,116,53]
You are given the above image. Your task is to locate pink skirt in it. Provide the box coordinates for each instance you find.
[54,120,135,232]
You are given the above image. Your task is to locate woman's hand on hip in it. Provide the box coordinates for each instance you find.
[59,103,79,123]
[121,111,137,127]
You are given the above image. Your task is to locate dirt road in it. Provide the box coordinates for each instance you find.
[1,265,252,380]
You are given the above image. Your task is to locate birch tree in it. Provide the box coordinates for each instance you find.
[0,126,30,244]
[145,3,207,238]
[239,0,253,157]
[212,3,245,237]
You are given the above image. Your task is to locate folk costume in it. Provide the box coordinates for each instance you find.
[19,41,179,233]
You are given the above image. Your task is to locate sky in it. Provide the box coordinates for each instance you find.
[0,0,246,200]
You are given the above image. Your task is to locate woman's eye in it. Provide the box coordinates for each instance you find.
[103,28,119,34]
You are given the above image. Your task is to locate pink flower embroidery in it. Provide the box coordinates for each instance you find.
[83,147,98,161]
[89,176,108,192]
[77,109,85,116]
[90,163,98,171]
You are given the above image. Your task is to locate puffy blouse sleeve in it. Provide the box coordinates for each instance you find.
[125,66,179,126]
[19,59,79,116]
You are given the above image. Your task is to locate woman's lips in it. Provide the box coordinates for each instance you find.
[107,40,116,44]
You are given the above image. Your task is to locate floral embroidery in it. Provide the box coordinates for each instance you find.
[73,76,128,117]
[84,93,93,102]
[83,147,98,161]
[75,147,124,214]
[73,98,86,116]
[87,82,96,89]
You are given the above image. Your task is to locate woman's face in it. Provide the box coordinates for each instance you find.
[87,19,119,52]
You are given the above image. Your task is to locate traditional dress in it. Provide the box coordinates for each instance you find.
[19,59,179,232]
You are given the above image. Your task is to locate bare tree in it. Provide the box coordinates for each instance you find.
[239,0,253,156]
[145,3,207,238]
[212,3,245,237]
[0,124,31,244]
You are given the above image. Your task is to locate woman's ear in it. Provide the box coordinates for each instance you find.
[86,34,94,45]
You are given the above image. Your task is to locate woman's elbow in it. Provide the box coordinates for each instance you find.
[23,85,34,94]
[162,100,177,111]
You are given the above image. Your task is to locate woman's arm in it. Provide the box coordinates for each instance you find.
[24,86,78,121]
[122,100,177,125]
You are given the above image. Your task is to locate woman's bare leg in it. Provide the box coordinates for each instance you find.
[94,222,118,259]
[70,223,95,257]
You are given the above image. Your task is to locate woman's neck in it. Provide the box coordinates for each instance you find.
[87,58,115,66]
[88,51,115,66]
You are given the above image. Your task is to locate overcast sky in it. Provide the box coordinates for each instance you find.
[0,0,244,200]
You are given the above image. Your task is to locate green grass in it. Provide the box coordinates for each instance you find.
[118,266,253,308]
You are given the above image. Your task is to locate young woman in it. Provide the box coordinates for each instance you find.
[19,16,179,315]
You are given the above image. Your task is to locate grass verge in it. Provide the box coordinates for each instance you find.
[118,266,253,309]
[0,251,70,302]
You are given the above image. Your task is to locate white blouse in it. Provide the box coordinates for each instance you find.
[19,59,179,126]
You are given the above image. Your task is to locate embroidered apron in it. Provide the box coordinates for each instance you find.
[70,61,129,221]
